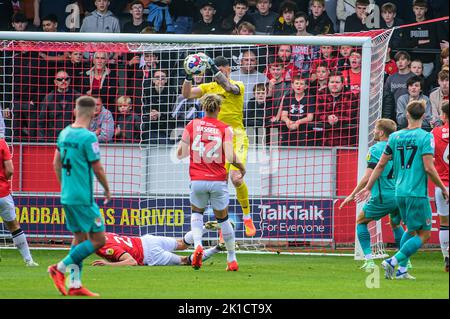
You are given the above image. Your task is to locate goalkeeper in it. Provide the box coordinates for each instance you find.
[182,55,256,237]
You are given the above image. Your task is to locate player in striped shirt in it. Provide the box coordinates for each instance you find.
[340,119,407,270]
[431,101,449,272]
[357,100,449,280]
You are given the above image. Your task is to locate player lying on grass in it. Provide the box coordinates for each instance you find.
[340,119,410,270]
[356,100,449,280]
[177,94,245,271]
[92,223,225,266]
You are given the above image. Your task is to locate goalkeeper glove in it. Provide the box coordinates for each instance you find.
[206,56,220,75]
[185,72,193,81]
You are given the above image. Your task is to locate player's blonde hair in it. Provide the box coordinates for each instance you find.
[200,94,223,114]
[375,119,397,136]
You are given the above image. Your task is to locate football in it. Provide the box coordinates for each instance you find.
[184,53,208,75]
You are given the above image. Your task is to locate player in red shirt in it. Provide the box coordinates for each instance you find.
[92,226,224,267]
[431,101,449,272]
[177,94,245,271]
[0,138,37,266]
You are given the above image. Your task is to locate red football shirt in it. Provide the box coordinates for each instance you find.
[343,69,361,94]
[432,123,449,186]
[182,117,233,181]
[0,139,12,197]
[96,232,145,265]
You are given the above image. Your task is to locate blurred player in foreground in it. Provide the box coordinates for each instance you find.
[182,54,256,238]
[49,96,111,297]
[431,101,449,272]
[340,119,408,270]
[0,138,38,266]
[177,94,245,271]
[92,224,225,267]
[357,100,449,280]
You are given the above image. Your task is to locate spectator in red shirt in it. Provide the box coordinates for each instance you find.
[343,50,362,94]
[316,72,359,146]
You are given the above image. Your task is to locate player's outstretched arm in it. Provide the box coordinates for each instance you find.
[339,167,373,209]
[53,149,62,185]
[355,153,391,202]
[92,253,138,266]
[205,57,240,95]
[182,73,203,99]
[92,160,112,205]
[423,154,450,203]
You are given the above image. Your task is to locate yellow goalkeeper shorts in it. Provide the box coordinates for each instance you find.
[226,127,248,172]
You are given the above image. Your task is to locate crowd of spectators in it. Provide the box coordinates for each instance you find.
[0,0,448,147]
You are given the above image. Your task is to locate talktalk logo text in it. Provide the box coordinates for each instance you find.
[259,205,325,221]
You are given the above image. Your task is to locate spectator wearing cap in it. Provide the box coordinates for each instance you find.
[80,0,121,33]
[10,12,34,32]
[123,1,152,33]
[250,0,277,35]
[147,0,175,33]
[0,0,13,31]
[221,0,255,35]
[192,1,222,34]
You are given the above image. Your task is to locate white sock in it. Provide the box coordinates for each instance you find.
[203,246,220,261]
[439,227,449,258]
[390,256,398,266]
[219,219,236,263]
[183,227,208,246]
[12,229,32,262]
[191,212,204,248]
[398,266,407,273]
[57,261,67,273]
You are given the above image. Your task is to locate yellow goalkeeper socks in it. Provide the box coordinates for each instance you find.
[236,182,250,217]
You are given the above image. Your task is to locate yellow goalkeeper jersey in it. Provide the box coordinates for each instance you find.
[199,80,245,130]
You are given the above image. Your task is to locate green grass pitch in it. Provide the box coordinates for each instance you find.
[0,249,448,299]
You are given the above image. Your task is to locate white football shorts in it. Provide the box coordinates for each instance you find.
[190,180,229,211]
[0,194,16,222]
[141,234,182,266]
[435,187,449,217]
